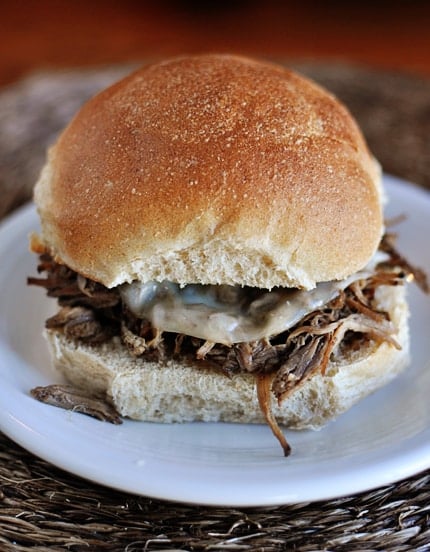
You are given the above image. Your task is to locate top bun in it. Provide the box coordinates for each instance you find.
[34,54,382,290]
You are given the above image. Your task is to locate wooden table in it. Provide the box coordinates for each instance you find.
[1,0,430,86]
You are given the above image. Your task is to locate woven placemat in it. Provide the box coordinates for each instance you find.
[1,61,430,551]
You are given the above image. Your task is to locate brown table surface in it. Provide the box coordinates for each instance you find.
[2,0,430,86]
[1,2,430,546]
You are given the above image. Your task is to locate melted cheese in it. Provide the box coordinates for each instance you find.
[120,252,387,345]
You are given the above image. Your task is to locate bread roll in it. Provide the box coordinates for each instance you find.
[34,54,382,290]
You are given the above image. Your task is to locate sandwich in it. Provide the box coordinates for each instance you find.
[29,54,420,455]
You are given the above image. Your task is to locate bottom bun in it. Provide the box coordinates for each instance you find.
[44,285,410,430]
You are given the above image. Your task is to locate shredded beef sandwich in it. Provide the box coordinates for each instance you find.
[29,54,421,455]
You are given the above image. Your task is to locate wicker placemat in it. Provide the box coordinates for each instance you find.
[1,431,430,551]
[1,61,430,550]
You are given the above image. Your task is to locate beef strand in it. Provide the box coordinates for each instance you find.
[256,373,291,457]
[46,305,114,343]
[31,384,122,424]
[380,233,429,293]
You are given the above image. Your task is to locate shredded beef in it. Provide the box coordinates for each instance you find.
[28,245,411,399]
[380,233,429,293]
[28,254,121,342]
[272,335,328,402]
[31,384,122,424]
[28,254,121,310]
[46,305,115,343]
[256,373,291,457]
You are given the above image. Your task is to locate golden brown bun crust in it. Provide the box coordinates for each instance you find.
[34,54,382,289]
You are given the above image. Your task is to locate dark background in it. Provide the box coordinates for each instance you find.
[1,0,430,86]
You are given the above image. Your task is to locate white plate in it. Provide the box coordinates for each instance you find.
[0,174,430,507]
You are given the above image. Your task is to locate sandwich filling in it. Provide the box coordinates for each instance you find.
[29,234,425,455]
[119,252,389,346]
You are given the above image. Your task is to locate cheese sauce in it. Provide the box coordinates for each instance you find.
[120,252,387,345]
